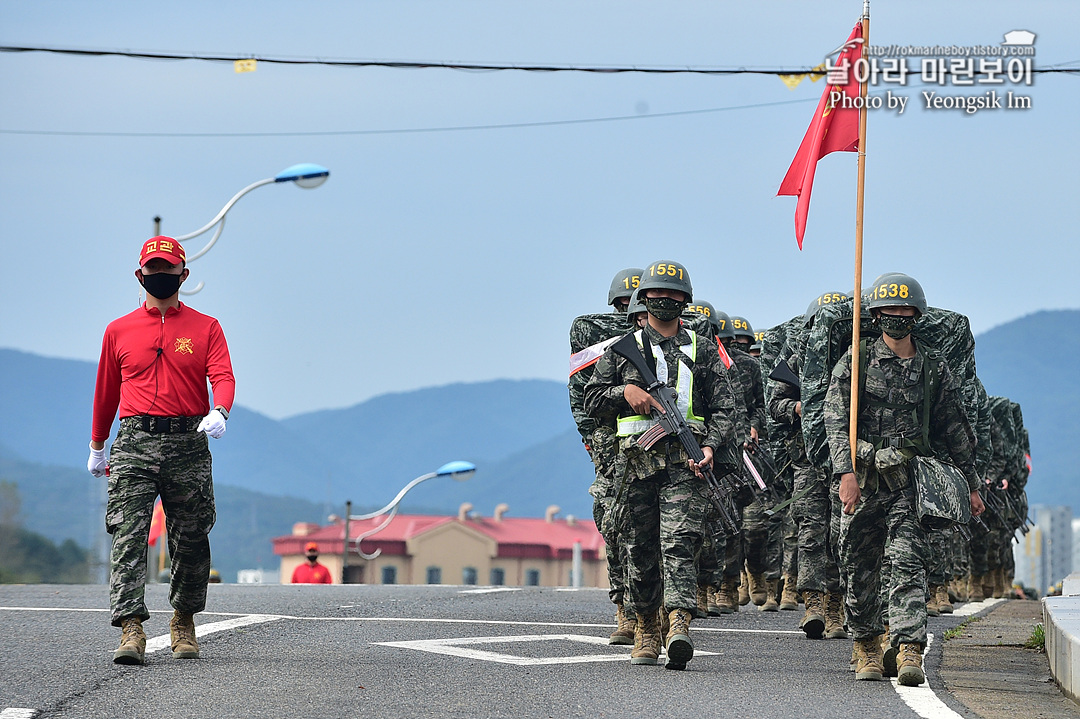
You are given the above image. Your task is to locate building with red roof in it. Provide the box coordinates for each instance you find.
[272,503,610,587]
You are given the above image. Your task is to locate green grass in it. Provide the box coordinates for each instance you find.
[1025,623,1045,650]
[943,615,982,641]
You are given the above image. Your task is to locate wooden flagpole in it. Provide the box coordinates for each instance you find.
[849,0,870,473]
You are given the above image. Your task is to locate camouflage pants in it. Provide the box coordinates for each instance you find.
[947,529,969,580]
[782,501,799,577]
[590,472,626,604]
[742,495,782,579]
[839,484,930,646]
[927,526,951,586]
[793,460,841,594]
[621,466,709,616]
[697,525,725,588]
[968,524,990,576]
[106,419,216,627]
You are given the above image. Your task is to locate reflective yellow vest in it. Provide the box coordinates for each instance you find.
[616,329,705,437]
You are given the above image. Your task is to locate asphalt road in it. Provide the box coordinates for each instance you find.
[0,583,1005,719]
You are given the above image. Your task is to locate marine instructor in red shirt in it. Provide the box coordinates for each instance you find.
[88,236,235,666]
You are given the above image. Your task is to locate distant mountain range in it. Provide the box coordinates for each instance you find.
[1,308,1075,579]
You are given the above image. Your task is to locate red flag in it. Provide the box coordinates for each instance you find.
[148,498,166,547]
[777,22,864,248]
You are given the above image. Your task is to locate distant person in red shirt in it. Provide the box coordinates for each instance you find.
[292,542,333,584]
[88,236,235,666]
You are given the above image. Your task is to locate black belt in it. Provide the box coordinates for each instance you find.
[126,415,201,434]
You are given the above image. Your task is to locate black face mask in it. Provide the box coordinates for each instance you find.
[875,313,918,340]
[140,271,183,300]
[306,554,319,563]
[644,297,686,322]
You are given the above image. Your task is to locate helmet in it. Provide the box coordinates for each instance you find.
[685,300,716,323]
[626,288,647,318]
[712,310,736,340]
[730,316,755,342]
[866,272,927,315]
[804,290,849,326]
[638,260,693,302]
[608,267,644,307]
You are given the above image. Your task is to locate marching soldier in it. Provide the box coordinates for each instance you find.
[825,272,984,686]
[585,260,738,670]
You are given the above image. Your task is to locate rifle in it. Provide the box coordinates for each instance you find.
[742,440,784,505]
[610,332,742,534]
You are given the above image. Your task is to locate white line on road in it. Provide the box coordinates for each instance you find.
[144,614,282,654]
[949,597,1004,617]
[0,606,802,634]
[1,709,39,719]
[889,632,965,719]
[376,633,720,666]
[459,587,522,594]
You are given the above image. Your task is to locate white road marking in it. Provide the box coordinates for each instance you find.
[459,587,522,594]
[144,614,282,654]
[950,598,1004,617]
[889,633,967,719]
[0,606,803,634]
[375,633,719,666]
[1,709,39,719]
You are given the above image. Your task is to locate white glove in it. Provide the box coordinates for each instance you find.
[197,409,227,439]
[88,443,108,477]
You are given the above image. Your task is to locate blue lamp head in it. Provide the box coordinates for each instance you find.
[436,461,476,481]
[275,163,330,189]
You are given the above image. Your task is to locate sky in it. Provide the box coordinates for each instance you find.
[2,1,1078,420]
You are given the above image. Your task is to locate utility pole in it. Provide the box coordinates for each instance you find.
[342,501,351,584]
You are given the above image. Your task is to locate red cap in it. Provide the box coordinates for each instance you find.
[305,542,319,553]
[140,236,186,266]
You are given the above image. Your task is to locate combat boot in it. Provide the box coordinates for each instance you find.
[760,579,780,612]
[716,577,739,614]
[659,606,670,638]
[609,603,636,645]
[935,584,954,614]
[854,637,885,681]
[799,590,825,639]
[707,586,724,616]
[665,608,694,671]
[968,574,986,602]
[695,585,709,619]
[824,591,849,639]
[170,611,199,659]
[849,643,858,672]
[897,643,926,686]
[631,611,661,665]
[982,572,995,600]
[113,616,146,665]
[926,587,941,617]
[748,572,768,606]
[779,574,799,611]
[738,570,751,606]
[881,627,898,678]
[992,568,1006,599]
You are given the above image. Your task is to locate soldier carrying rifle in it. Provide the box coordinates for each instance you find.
[584,259,739,670]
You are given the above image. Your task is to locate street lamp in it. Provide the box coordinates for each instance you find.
[348,461,476,561]
[157,163,331,295]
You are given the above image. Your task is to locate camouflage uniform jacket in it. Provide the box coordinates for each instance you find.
[824,336,979,492]
[584,323,738,480]
[729,346,767,442]
[568,312,631,473]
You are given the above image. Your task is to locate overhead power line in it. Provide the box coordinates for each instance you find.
[0,97,820,138]
[3,44,1076,76]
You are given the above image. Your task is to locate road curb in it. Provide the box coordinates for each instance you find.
[1045,594,1080,703]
